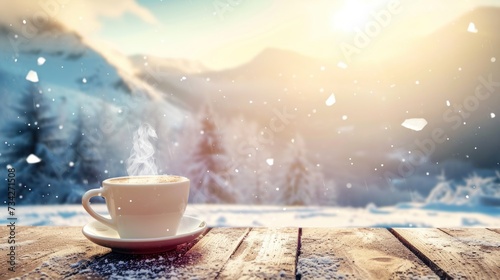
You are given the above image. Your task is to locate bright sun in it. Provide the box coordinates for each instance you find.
[331,1,372,32]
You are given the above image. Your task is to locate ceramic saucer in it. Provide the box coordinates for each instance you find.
[82,215,207,254]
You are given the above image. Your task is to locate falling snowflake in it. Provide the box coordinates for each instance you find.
[401,118,428,131]
[337,61,348,69]
[37,57,46,66]
[25,70,39,83]
[266,158,274,166]
[26,154,42,164]
[467,22,478,33]
[325,93,336,106]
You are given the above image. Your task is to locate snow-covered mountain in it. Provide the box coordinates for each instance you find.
[2,6,500,208]
[129,54,210,110]
[130,7,500,207]
[0,21,185,204]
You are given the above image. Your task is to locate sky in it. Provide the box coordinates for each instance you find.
[2,0,500,70]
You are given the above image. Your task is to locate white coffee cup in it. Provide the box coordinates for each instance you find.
[82,175,190,239]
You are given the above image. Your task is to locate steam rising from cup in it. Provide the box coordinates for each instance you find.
[127,123,158,176]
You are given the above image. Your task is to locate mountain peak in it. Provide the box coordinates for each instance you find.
[251,47,316,65]
[130,54,209,75]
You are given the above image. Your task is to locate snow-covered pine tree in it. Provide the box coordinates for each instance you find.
[242,140,274,204]
[170,113,197,176]
[223,118,274,204]
[186,104,236,203]
[0,75,87,204]
[275,135,324,206]
[0,76,38,203]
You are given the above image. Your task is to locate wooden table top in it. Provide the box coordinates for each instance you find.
[1,226,499,279]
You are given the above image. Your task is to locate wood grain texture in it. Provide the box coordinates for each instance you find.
[69,227,247,279]
[3,226,498,279]
[1,226,247,279]
[219,228,298,279]
[69,229,210,279]
[0,226,109,279]
[174,227,250,278]
[298,228,438,279]
[392,228,500,279]
[488,228,500,235]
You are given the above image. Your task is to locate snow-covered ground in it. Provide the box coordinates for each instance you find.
[4,203,499,228]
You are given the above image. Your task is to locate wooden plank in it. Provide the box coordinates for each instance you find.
[441,228,500,246]
[440,228,500,276]
[174,227,250,278]
[488,228,500,235]
[298,228,438,279]
[0,226,109,279]
[392,228,500,279]
[219,228,298,279]
[68,230,211,279]
[67,227,248,279]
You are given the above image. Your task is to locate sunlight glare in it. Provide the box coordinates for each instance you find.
[331,1,372,32]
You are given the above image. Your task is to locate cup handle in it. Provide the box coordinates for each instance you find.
[82,188,116,230]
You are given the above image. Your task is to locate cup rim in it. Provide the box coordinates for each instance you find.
[103,175,189,186]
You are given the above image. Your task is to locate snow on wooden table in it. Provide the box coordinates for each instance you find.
[0,227,498,279]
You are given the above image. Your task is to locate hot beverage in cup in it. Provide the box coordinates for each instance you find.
[82,175,190,239]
